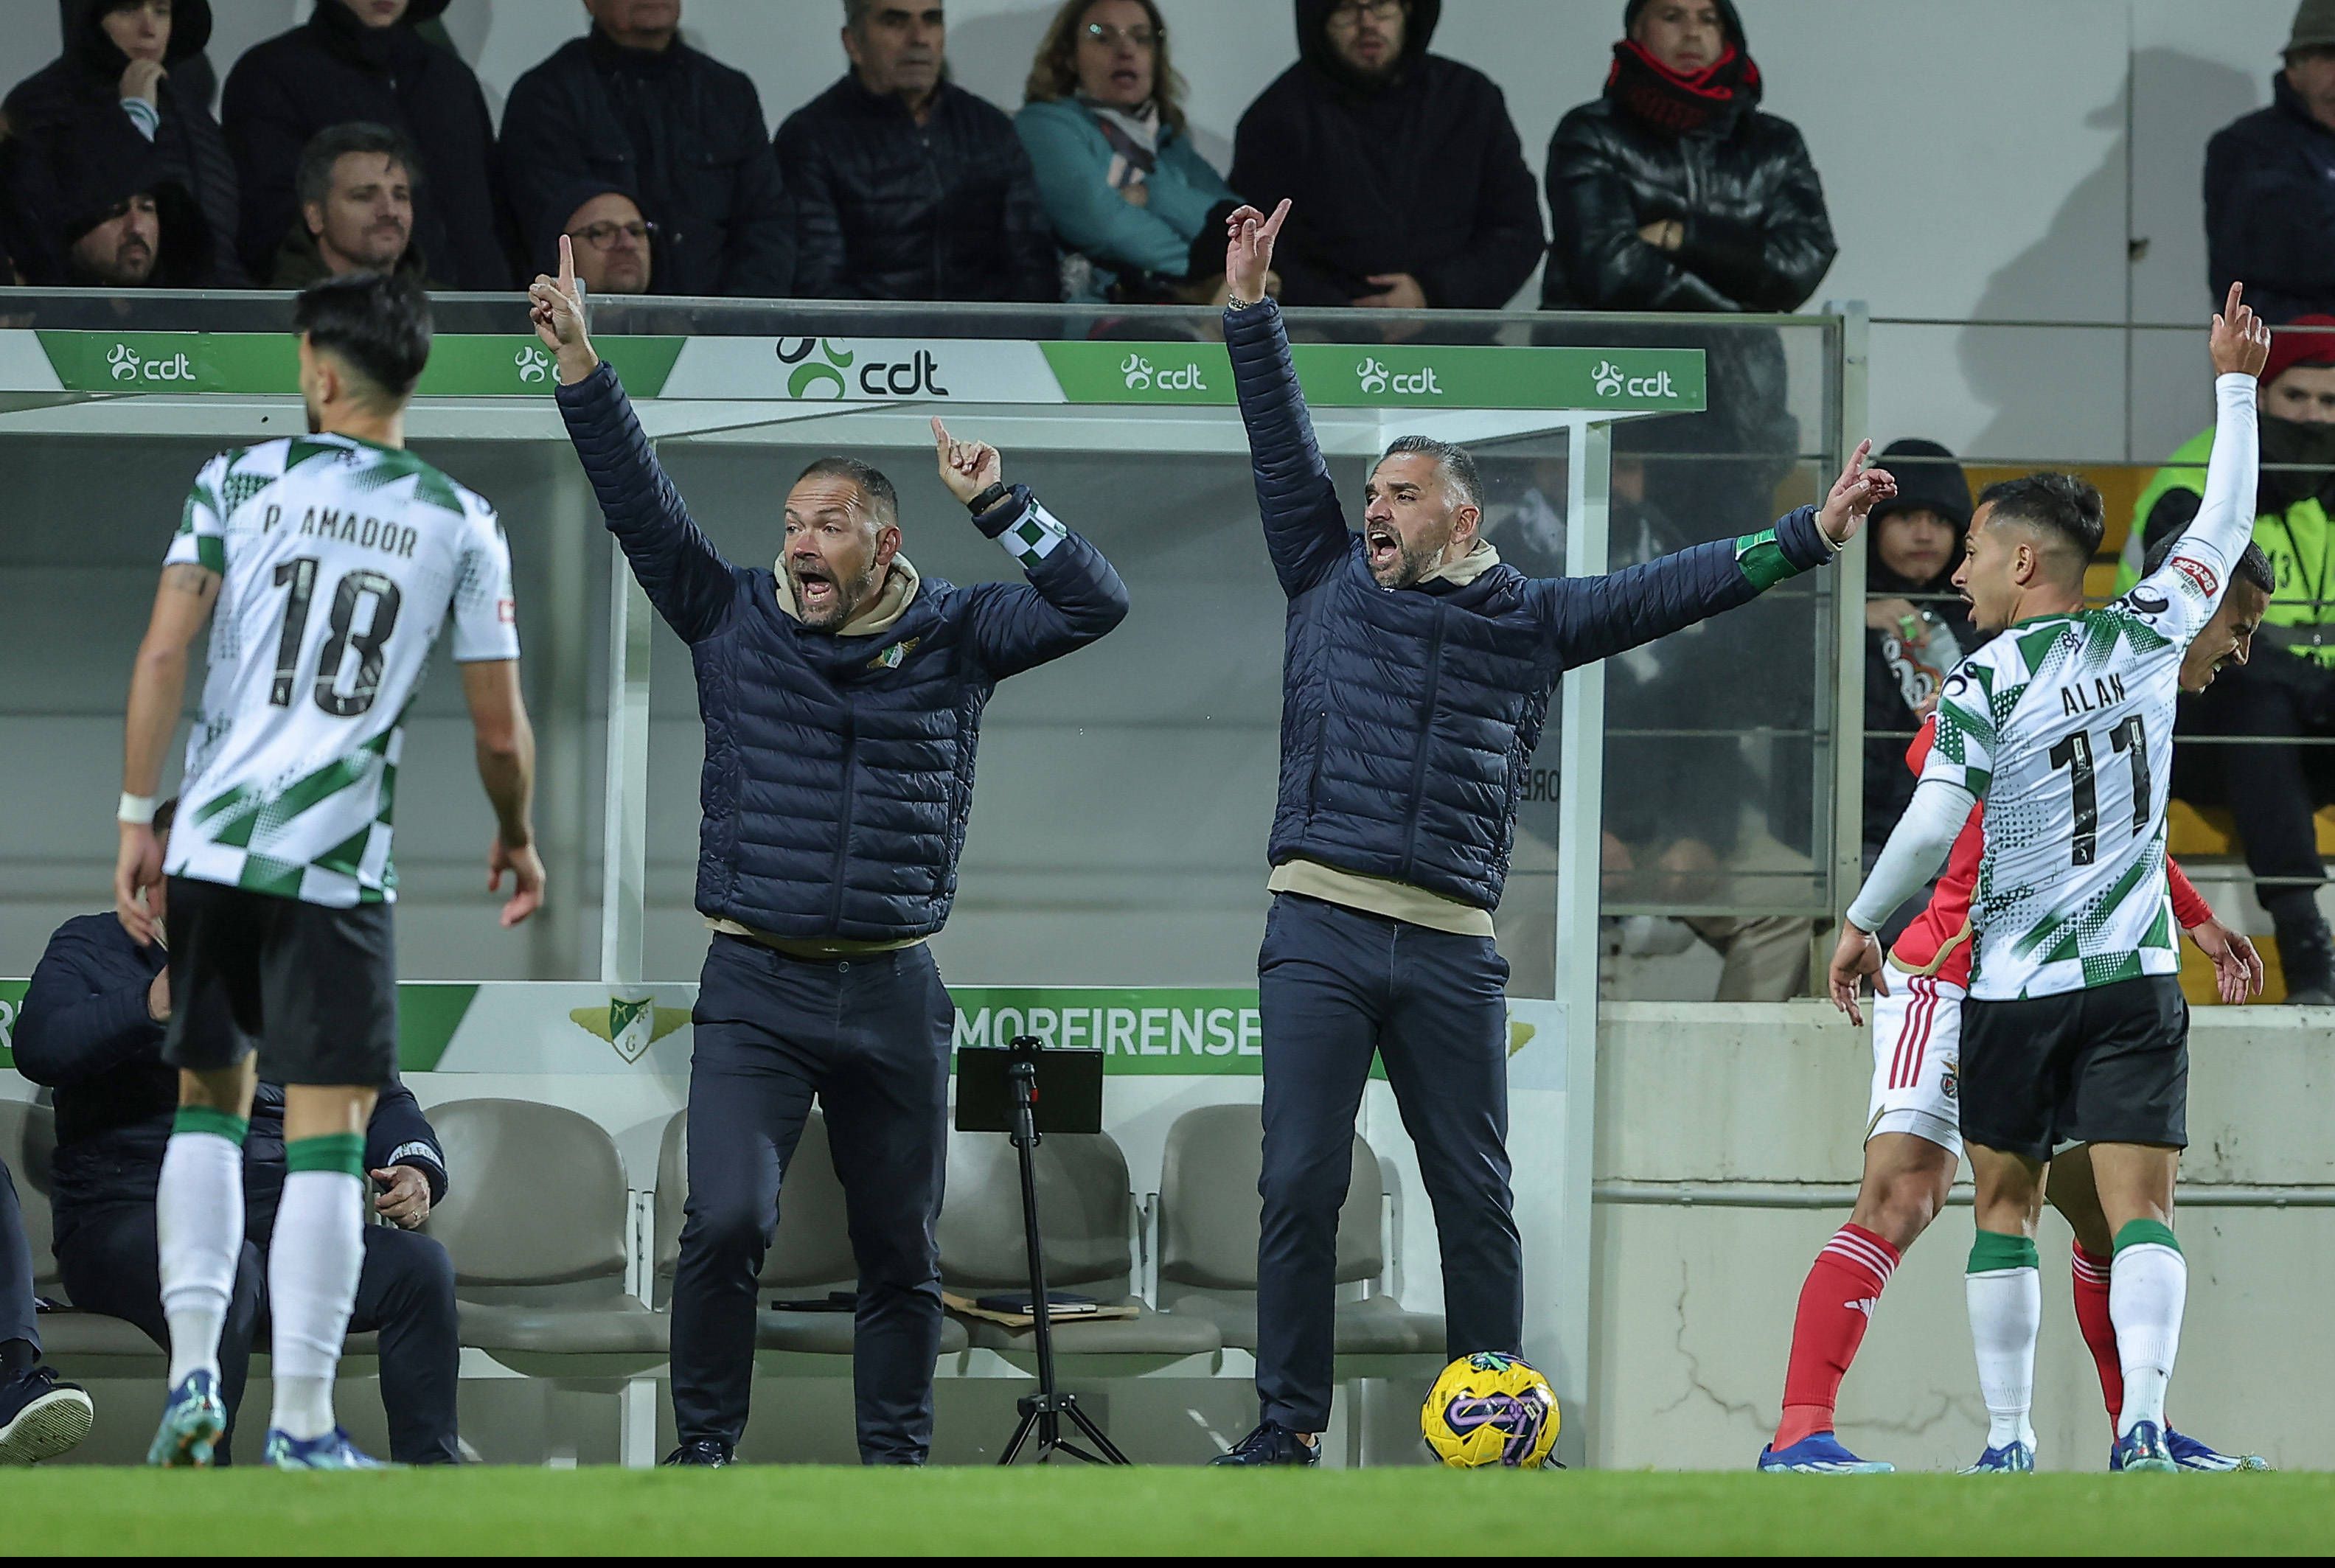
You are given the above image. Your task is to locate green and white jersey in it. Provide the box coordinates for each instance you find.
[162,434,520,907]
[1917,372,2261,1000]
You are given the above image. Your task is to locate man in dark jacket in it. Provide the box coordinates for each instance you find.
[222,0,515,290]
[21,106,216,287]
[1228,0,1542,313]
[268,122,434,290]
[4,0,243,285]
[501,0,793,299]
[2206,0,2335,322]
[532,174,655,296]
[0,1160,93,1463]
[1205,202,1891,1464]
[776,0,1057,304]
[528,239,1127,1466]
[11,804,462,1465]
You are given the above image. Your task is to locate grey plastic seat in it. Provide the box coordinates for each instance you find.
[422,1098,664,1367]
[1156,1103,1443,1356]
[0,1099,168,1371]
[653,1109,968,1356]
[939,1129,1220,1359]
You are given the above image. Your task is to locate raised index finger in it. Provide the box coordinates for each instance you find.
[2224,279,2244,324]
[558,234,577,296]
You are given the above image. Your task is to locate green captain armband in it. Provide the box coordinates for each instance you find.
[1733,528,1799,591]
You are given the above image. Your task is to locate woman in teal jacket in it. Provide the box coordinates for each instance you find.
[1017,0,1244,303]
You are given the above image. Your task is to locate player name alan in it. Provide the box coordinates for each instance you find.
[2058,669,2127,717]
[263,503,422,560]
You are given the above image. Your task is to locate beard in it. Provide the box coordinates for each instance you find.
[787,557,880,629]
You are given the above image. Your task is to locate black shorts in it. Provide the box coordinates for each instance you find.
[1958,974,2188,1161]
[161,876,398,1087]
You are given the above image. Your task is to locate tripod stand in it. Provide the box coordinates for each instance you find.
[958,1037,1129,1466]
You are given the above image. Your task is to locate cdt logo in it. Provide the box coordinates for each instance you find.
[105,344,195,383]
[515,345,553,384]
[1592,360,1624,397]
[108,344,140,380]
[776,338,951,400]
[1120,352,1206,392]
[1121,353,1152,389]
[1592,359,1679,400]
[1357,358,1390,394]
[1356,358,1443,396]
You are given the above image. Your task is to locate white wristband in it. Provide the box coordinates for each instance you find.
[119,792,158,826]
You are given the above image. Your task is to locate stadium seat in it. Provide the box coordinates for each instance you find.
[938,1129,1219,1360]
[422,1098,664,1372]
[0,1099,167,1371]
[1155,1104,1444,1356]
[650,1109,969,1359]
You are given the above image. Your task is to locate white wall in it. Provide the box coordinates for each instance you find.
[0,0,2306,460]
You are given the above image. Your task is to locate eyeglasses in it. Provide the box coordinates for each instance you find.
[568,220,656,251]
[1083,21,1160,49]
[1326,0,1404,24]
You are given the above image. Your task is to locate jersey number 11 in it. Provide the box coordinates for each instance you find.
[2047,714,2149,866]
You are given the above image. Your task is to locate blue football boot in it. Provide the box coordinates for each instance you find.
[262,1426,390,1469]
[2109,1421,2177,1474]
[2106,1425,2269,1473]
[1758,1432,1896,1474]
[145,1370,227,1468]
[1959,1439,2036,1473]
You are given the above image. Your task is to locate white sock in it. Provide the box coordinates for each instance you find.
[1966,1266,2040,1451]
[265,1168,366,1442]
[157,1129,246,1392]
[2111,1239,2187,1438]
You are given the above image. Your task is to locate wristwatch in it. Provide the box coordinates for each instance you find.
[967,481,1011,516]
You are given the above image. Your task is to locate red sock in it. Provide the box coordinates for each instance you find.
[2071,1241,2123,1432]
[1774,1224,1901,1449]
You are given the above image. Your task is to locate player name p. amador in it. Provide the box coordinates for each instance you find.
[260,503,421,560]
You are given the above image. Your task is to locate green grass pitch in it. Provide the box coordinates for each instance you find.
[3,1468,2329,1555]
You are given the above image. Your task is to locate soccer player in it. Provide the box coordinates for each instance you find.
[1208,199,1895,1466]
[115,271,544,1469]
[1828,283,2272,1475]
[1763,529,2272,1471]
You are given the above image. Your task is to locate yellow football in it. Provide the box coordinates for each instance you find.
[1421,1351,1561,1468]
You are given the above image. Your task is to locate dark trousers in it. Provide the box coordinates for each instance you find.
[54,1201,460,1464]
[1,1160,37,1353]
[1254,893,1522,1433]
[669,936,953,1463]
[2175,658,2335,910]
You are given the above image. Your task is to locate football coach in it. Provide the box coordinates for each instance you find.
[529,241,1129,1466]
[1208,202,1895,1464]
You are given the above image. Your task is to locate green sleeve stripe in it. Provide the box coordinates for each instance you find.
[1733,528,1799,592]
[195,534,225,574]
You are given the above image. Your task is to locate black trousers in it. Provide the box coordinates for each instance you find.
[54,1200,459,1464]
[669,936,953,1464]
[1,1160,37,1353]
[2174,656,2335,907]
[1254,893,1522,1433]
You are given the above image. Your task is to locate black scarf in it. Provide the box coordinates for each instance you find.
[1604,38,1761,137]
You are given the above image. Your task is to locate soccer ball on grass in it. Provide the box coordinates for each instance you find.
[1420,1351,1560,1468]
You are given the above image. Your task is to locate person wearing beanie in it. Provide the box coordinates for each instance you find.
[17,102,216,287]
[4,0,242,286]
[2207,0,2335,322]
[2115,316,2335,1002]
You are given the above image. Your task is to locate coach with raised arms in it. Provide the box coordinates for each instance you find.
[527,239,1129,1466]
[1208,200,1896,1464]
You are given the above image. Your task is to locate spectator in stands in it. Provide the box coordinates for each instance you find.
[11,801,462,1465]
[536,178,655,296]
[777,1,1055,303]
[1859,440,1981,938]
[35,108,216,286]
[1228,1,1543,313]
[271,123,430,288]
[502,0,793,299]
[2206,0,2335,322]
[1,1155,92,1464]
[4,0,243,285]
[1017,0,1243,304]
[223,0,514,290]
[2123,317,2335,1003]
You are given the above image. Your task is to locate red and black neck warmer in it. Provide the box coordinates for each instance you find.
[1604,38,1761,137]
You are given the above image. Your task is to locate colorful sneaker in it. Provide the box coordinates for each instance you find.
[2110,1421,2177,1474]
[1758,1432,1895,1473]
[146,1370,227,1468]
[0,1366,94,1465]
[1209,1421,1320,1467]
[2165,1429,2272,1472]
[1960,1440,2036,1474]
[262,1426,389,1469]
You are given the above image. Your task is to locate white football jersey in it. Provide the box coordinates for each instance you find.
[162,434,519,907]
[1917,374,2260,1000]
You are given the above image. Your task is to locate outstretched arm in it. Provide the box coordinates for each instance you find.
[1222,201,1350,597]
[532,237,737,643]
[2135,282,2269,641]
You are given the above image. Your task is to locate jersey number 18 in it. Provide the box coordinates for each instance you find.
[268,556,403,718]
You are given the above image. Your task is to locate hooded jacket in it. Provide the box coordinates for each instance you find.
[1227,0,1544,310]
[777,72,1058,304]
[2206,72,2335,324]
[11,103,214,286]
[222,0,517,289]
[3,0,240,285]
[1860,439,1980,850]
[501,25,794,300]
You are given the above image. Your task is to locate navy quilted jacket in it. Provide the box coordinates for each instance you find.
[1227,299,1835,911]
[556,363,1128,941]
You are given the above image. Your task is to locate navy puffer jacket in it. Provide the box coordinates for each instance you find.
[556,363,1128,941]
[1227,299,1836,910]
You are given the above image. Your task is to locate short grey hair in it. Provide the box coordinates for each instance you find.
[296,122,418,213]
[1377,435,1481,512]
